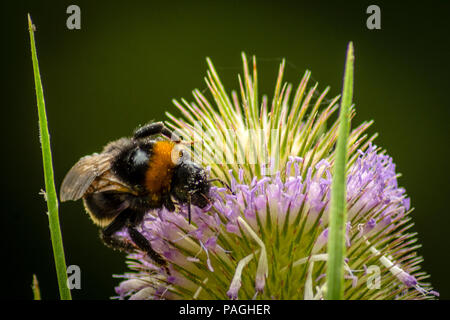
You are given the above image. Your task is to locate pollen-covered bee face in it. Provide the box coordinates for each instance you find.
[171,160,211,208]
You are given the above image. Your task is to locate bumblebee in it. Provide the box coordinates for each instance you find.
[60,122,224,271]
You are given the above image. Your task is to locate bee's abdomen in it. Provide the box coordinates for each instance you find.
[83,193,128,227]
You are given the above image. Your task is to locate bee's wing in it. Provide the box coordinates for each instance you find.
[59,153,115,202]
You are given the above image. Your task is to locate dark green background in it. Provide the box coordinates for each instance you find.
[2,1,449,299]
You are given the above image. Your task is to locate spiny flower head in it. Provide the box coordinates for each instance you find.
[113,53,437,300]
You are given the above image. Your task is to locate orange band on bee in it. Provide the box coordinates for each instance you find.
[145,141,177,194]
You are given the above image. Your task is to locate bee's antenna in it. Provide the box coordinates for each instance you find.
[187,194,192,224]
[207,178,235,195]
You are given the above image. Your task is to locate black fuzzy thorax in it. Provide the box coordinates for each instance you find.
[110,139,155,189]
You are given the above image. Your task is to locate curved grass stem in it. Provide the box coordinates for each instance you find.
[28,14,72,300]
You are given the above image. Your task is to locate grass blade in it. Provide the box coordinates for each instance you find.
[28,14,72,300]
[32,274,42,300]
[326,42,354,300]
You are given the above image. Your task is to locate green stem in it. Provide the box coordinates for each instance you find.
[326,42,354,300]
[28,14,72,300]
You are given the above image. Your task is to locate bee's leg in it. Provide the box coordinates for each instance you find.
[101,211,136,252]
[162,194,175,212]
[133,122,181,142]
[126,210,170,274]
[127,226,167,267]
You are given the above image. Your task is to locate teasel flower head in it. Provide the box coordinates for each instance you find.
[113,53,437,300]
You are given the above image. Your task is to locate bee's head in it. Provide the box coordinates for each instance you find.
[171,160,211,209]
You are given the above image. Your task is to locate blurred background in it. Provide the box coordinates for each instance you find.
[2,0,449,299]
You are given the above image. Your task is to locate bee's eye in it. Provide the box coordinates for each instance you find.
[172,145,189,165]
